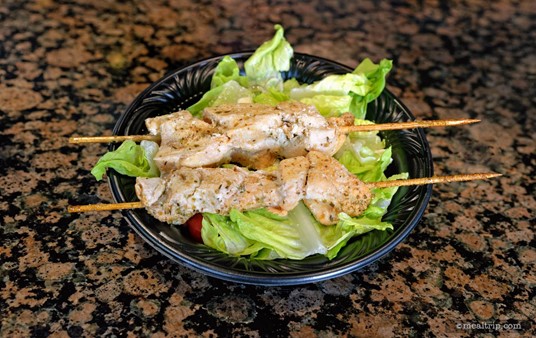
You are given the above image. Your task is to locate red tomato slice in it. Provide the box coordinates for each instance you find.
[186,213,203,243]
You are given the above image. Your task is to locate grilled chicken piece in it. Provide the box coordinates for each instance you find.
[276,155,310,212]
[205,101,348,158]
[266,155,310,215]
[304,151,372,225]
[135,151,372,226]
[202,102,291,129]
[145,102,353,171]
[135,166,282,225]
[145,111,232,171]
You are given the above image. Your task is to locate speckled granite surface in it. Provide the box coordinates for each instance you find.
[1,0,535,337]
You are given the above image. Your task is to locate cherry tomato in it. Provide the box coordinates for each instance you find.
[185,213,203,243]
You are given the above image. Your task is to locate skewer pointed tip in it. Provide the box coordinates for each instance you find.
[449,118,480,126]
[483,172,502,179]
[342,118,482,133]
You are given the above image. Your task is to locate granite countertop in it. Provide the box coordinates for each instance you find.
[1,0,534,336]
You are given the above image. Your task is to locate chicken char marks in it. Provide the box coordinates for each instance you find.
[135,151,372,226]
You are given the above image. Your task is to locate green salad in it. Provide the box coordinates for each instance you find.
[92,25,407,260]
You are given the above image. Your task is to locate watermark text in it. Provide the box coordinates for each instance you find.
[455,321,523,331]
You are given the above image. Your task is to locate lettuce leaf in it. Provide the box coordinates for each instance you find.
[188,57,251,115]
[244,24,293,88]
[187,26,391,120]
[187,85,225,116]
[187,25,294,114]
[290,58,392,118]
[210,56,248,88]
[353,58,392,98]
[201,213,265,256]
[228,206,327,260]
[334,119,392,182]
[323,214,393,259]
[201,204,327,260]
[299,95,353,117]
[90,140,160,180]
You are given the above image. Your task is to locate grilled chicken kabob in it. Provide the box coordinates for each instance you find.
[70,148,500,226]
[70,101,479,171]
[69,101,497,224]
[136,151,371,226]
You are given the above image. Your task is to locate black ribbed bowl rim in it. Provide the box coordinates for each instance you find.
[108,52,433,286]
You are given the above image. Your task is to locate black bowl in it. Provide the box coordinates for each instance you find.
[108,52,433,286]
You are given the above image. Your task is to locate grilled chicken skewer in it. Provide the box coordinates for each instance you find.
[135,151,370,225]
[68,149,501,226]
[150,101,353,170]
[69,102,479,170]
[69,117,479,144]
[69,117,478,144]
[67,172,501,215]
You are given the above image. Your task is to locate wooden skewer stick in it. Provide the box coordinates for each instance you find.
[69,135,161,144]
[67,172,501,213]
[68,201,144,213]
[340,118,480,133]
[368,172,502,189]
[68,119,480,144]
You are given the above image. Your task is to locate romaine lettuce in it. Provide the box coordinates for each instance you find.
[188,56,251,115]
[334,119,393,182]
[201,213,265,256]
[187,24,293,114]
[91,140,160,180]
[229,206,326,260]
[290,59,392,118]
[211,56,248,88]
[187,25,392,121]
[201,204,327,260]
[202,175,406,261]
[244,24,293,88]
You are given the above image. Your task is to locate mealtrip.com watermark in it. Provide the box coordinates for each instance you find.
[454,321,524,332]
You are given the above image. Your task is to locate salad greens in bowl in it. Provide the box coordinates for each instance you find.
[99,25,432,285]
